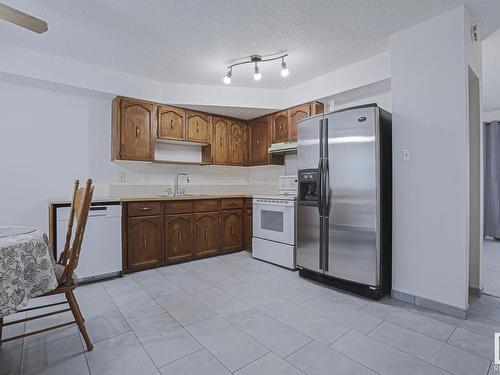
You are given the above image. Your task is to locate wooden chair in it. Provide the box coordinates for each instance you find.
[0,179,95,351]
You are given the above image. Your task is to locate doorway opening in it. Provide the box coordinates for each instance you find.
[482,112,500,296]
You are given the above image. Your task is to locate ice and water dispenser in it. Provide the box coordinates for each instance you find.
[298,169,319,206]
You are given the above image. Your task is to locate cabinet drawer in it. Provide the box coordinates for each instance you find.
[221,198,244,210]
[164,201,193,214]
[193,199,220,212]
[127,202,161,217]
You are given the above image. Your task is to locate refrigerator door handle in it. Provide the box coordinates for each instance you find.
[322,216,329,272]
[318,118,324,270]
[319,216,324,270]
[322,117,330,271]
[317,160,323,216]
[323,159,330,272]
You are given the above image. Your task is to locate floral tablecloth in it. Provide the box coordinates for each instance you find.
[0,228,58,318]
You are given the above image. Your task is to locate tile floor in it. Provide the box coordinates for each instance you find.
[483,238,500,297]
[2,250,500,375]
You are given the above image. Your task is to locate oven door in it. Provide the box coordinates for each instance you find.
[253,200,295,245]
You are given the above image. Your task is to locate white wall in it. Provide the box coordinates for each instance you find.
[483,110,500,122]
[334,91,392,113]
[391,6,472,310]
[0,80,90,232]
[483,28,500,112]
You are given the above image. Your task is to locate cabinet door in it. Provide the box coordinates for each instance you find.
[158,105,185,140]
[230,121,244,165]
[120,99,155,161]
[244,207,253,250]
[127,216,162,270]
[250,118,269,165]
[186,111,209,143]
[213,117,230,165]
[221,209,243,252]
[194,212,219,257]
[242,123,250,166]
[165,214,193,263]
[289,104,311,141]
[272,111,289,144]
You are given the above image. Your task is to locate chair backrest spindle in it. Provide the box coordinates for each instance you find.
[58,179,94,285]
[58,180,80,265]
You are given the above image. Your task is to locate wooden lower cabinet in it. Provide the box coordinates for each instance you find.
[165,214,193,263]
[221,209,244,252]
[127,216,162,271]
[194,212,219,257]
[123,199,249,273]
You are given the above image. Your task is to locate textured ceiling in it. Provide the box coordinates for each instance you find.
[0,0,499,89]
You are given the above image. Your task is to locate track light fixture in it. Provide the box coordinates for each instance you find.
[253,62,262,81]
[280,57,289,77]
[223,54,289,84]
[223,67,232,84]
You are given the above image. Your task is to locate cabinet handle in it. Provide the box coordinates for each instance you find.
[196,122,199,132]
[220,137,223,146]
[136,126,140,137]
[205,228,208,241]
[257,139,260,144]
[143,235,147,249]
[279,125,282,131]
[231,226,234,235]
[139,207,152,211]
[178,231,182,243]
[170,119,174,130]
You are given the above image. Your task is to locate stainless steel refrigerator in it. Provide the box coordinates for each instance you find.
[296,104,392,299]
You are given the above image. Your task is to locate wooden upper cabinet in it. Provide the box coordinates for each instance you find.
[289,104,311,141]
[119,98,155,161]
[272,111,289,144]
[186,111,209,143]
[221,209,243,252]
[250,118,269,165]
[158,105,185,140]
[127,216,162,271]
[213,117,230,165]
[242,123,250,166]
[165,214,193,263]
[230,121,244,165]
[194,212,219,257]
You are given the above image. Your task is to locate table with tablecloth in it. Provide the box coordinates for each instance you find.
[0,227,58,318]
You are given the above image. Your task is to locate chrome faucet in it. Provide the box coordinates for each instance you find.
[175,173,190,196]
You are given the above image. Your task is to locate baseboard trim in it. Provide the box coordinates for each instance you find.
[391,289,467,319]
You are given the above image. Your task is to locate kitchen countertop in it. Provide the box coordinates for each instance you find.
[48,193,257,205]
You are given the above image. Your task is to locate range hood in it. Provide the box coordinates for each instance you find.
[268,141,297,154]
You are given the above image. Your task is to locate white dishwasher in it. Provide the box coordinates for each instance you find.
[56,203,122,282]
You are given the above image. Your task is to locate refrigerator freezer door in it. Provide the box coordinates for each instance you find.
[297,115,323,273]
[297,204,322,273]
[297,115,322,170]
[324,107,379,286]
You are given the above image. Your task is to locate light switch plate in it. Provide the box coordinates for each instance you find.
[402,148,411,162]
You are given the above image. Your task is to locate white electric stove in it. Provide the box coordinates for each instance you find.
[252,176,298,269]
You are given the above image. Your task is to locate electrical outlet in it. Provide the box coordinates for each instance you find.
[402,148,411,162]
[118,172,126,182]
